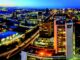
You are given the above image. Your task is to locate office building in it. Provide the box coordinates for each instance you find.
[54,14,73,59]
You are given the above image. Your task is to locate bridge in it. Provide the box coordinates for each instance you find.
[0,26,40,59]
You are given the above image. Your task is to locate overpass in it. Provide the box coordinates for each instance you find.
[0,26,40,59]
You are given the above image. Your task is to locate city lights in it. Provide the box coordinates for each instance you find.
[0,6,80,60]
[37,49,52,57]
[38,51,45,57]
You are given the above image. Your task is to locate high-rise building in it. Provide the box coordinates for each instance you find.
[75,21,80,54]
[54,14,73,59]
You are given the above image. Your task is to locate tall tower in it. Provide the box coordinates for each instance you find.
[54,14,73,59]
[75,21,80,54]
[66,20,73,59]
[54,17,66,55]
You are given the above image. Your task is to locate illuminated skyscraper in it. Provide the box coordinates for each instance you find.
[54,14,73,59]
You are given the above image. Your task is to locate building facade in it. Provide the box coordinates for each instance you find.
[54,15,73,59]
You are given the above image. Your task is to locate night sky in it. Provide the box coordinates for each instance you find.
[0,0,80,8]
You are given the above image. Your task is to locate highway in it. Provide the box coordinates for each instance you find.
[0,29,40,59]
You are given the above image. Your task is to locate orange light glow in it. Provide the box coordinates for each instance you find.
[38,51,46,57]
[37,49,52,57]
[76,22,80,24]
[46,53,52,56]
